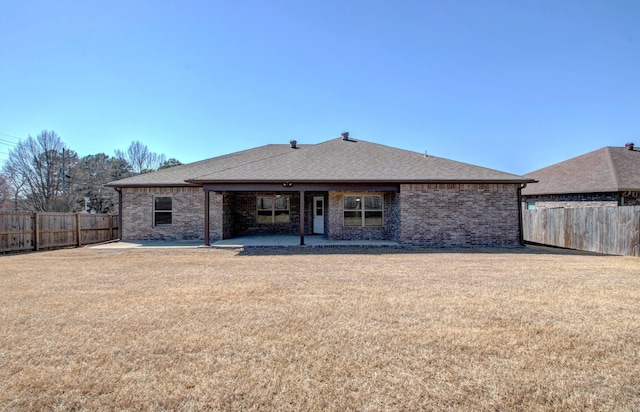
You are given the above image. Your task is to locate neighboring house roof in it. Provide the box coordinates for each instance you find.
[106,137,533,187]
[522,145,640,196]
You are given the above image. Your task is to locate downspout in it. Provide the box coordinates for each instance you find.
[204,189,210,246]
[299,190,305,245]
[517,183,527,246]
[115,187,123,240]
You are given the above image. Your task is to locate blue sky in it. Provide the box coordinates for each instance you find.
[1,0,638,175]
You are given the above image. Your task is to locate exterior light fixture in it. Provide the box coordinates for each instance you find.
[282,182,293,187]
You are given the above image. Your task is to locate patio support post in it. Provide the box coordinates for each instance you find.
[204,189,210,246]
[299,190,305,245]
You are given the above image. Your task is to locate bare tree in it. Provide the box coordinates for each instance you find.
[2,130,79,212]
[0,172,11,211]
[1,164,27,211]
[115,141,166,174]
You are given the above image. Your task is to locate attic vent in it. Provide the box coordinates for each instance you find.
[625,142,634,150]
[341,131,349,141]
[290,140,297,149]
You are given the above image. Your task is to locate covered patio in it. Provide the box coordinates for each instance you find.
[202,183,400,246]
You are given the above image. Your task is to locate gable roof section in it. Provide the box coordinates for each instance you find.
[106,137,532,187]
[522,146,640,196]
[105,144,291,187]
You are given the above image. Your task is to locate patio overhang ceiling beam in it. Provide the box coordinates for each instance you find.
[202,183,400,192]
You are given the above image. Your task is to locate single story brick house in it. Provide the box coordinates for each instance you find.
[106,133,534,247]
[522,142,640,209]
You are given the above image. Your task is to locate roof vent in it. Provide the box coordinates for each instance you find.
[625,142,634,150]
[341,131,349,141]
[290,140,297,149]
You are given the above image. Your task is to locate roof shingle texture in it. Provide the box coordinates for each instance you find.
[107,138,531,187]
[522,146,640,195]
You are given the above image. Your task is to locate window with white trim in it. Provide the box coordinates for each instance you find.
[154,196,172,226]
[344,195,383,226]
[257,196,290,224]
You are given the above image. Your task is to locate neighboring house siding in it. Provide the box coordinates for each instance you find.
[400,183,521,247]
[624,194,640,206]
[523,193,619,209]
[121,187,204,241]
[523,192,640,208]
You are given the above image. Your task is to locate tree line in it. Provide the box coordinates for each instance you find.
[0,130,181,213]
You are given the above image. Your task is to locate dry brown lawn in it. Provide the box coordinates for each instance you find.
[0,245,639,411]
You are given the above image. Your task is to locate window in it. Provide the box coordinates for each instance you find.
[154,196,172,226]
[344,195,383,226]
[526,201,536,210]
[257,196,290,224]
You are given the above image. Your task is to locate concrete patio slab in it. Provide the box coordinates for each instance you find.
[89,236,400,249]
[89,240,203,249]
[210,235,400,248]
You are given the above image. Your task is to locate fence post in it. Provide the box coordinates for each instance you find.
[33,212,39,251]
[76,213,82,247]
[108,215,114,241]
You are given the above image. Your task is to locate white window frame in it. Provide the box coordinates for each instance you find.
[257,196,290,224]
[153,196,173,226]
[343,195,383,227]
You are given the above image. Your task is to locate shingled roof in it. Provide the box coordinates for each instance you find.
[106,137,532,187]
[522,145,640,196]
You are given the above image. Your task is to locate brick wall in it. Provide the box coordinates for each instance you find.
[400,183,521,247]
[121,185,523,246]
[327,191,398,241]
[121,187,205,241]
[224,191,300,237]
[208,191,223,241]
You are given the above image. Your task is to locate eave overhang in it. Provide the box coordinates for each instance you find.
[522,188,638,197]
[189,178,536,186]
[103,183,200,189]
[198,179,535,192]
[106,178,536,190]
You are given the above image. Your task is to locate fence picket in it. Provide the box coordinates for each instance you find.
[523,206,640,257]
[0,213,119,253]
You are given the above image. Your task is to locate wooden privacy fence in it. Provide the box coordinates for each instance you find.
[523,206,640,257]
[0,212,119,253]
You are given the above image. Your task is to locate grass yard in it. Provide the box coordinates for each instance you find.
[0,245,639,411]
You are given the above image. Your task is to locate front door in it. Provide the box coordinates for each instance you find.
[313,196,324,234]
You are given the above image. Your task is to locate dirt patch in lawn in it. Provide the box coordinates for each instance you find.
[1,246,639,410]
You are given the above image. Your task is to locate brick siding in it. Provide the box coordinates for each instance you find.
[120,187,205,241]
[327,191,399,241]
[208,191,223,242]
[223,192,300,237]
[400,183,521,247]
[121,185,523,247]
